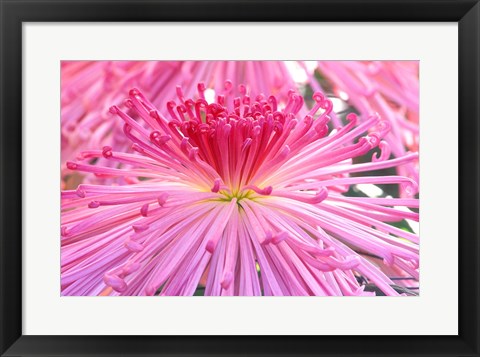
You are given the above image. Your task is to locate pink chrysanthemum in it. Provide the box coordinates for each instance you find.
[61,84,419,296]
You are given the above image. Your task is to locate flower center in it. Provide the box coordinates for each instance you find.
[219,188,254,203]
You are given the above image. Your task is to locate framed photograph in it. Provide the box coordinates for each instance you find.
[1,0,479,356]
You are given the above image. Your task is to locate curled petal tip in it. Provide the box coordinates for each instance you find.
[272,232,288,245]
[125,239,144,253]
[220,271,233,289]
[61,226,69,237]
[313,188,329,203]
[140,203,149,217]
[132,224,149,233]
[372,141,391,162]
[124,99,134,109]
[224,80,233,91]
[312,91,325,102]
[157,193,169,206]
[104,274,127,293]
[66,162,77,170]
[102,146,113,158]
[402,180,419,196]
[211,178,222,193]
[75,187,86,198]
[346,113,358,123]
[262,231,273,245]
[149,109,159,119]
[88,201,100,209]
[244,185,273,195]
[383,255,395,267]
[145,285,156,296]
[150,131,171,146]
[206,240,215,253]
[129,88,141,96]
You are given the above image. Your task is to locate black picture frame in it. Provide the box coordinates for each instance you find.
[1,0,479,356]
